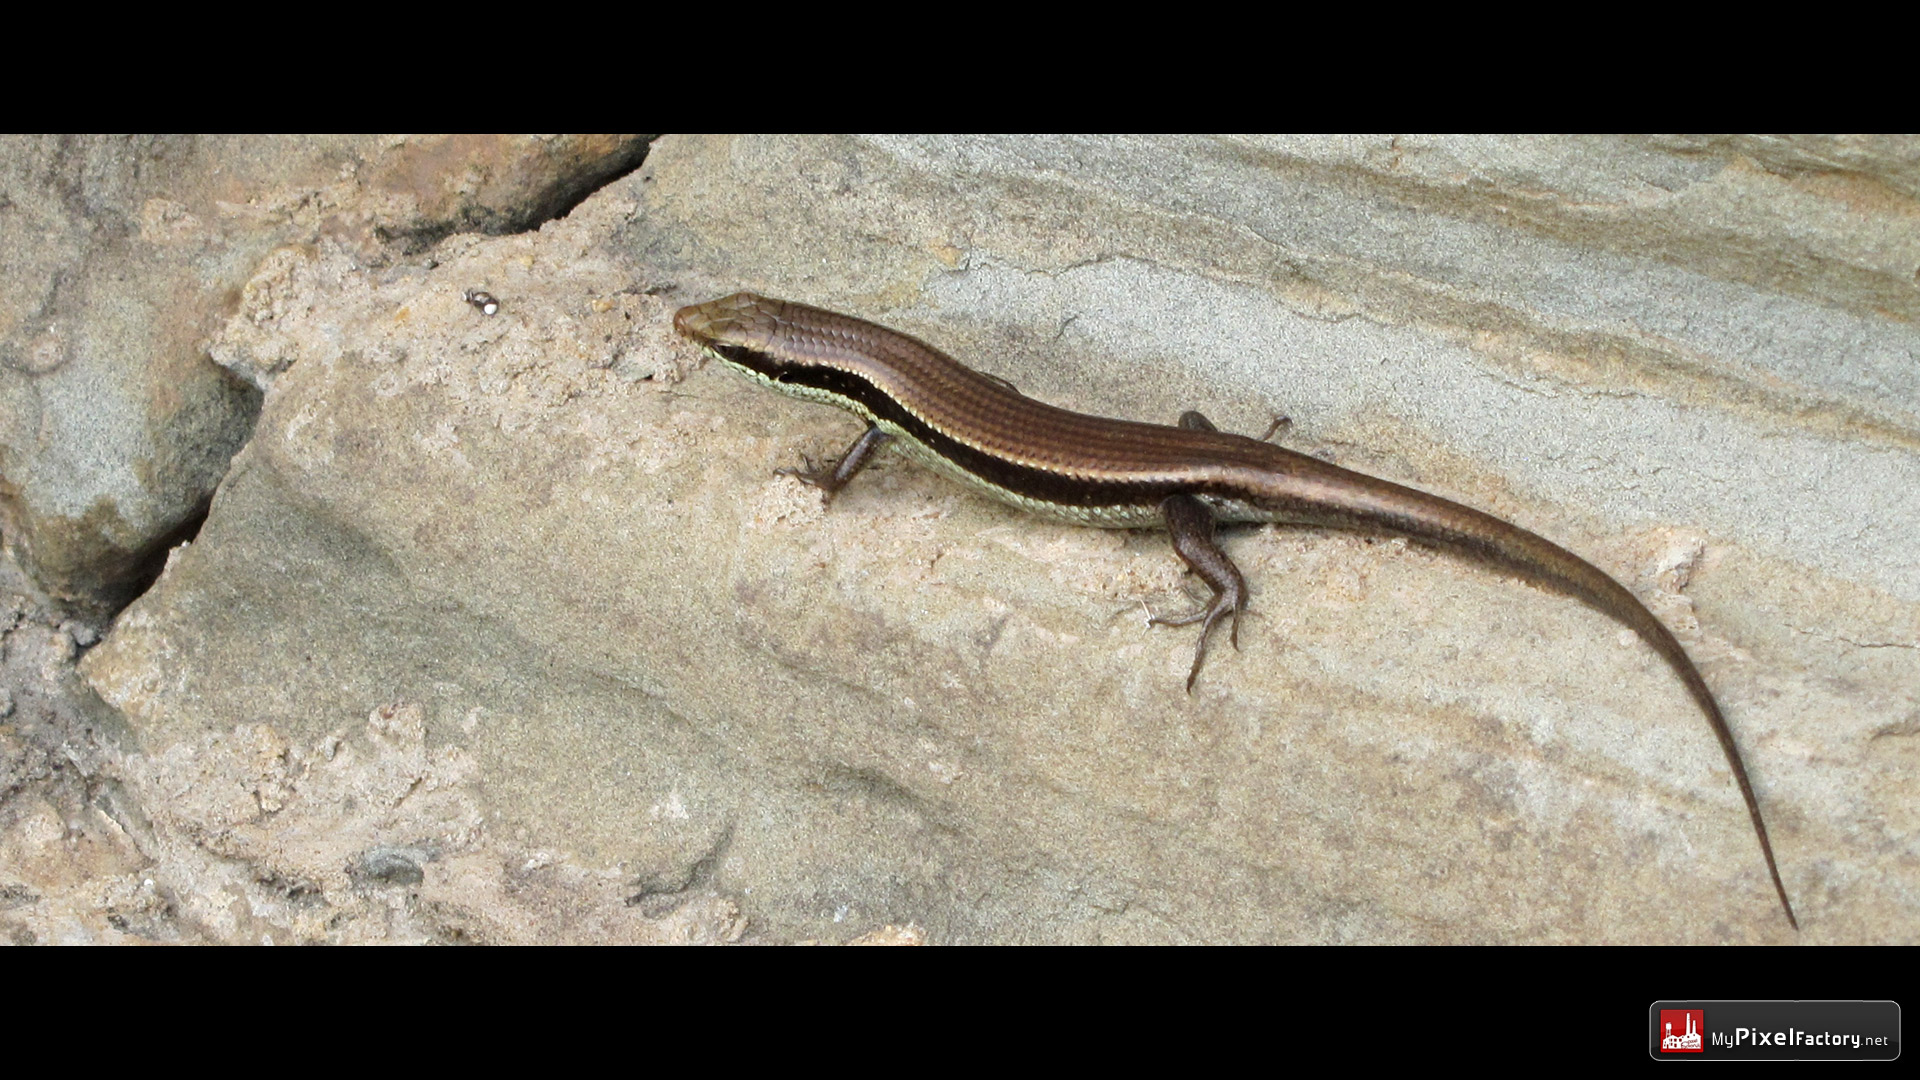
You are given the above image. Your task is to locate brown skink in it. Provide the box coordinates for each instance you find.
[674,290,1797,929]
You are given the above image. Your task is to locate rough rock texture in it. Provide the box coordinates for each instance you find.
[0,135,651,619]
[0,554,158,945]
[6,135,1916,944]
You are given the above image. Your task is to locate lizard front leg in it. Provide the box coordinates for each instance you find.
[778,424,891,503]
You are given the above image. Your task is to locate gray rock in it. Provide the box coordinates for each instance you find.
[354,845,433,887]
[57,135,1920,943]
[0,135,651,617]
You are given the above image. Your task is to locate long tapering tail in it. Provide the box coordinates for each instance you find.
[1257,459,1798,928]
[1412,493,1795,927]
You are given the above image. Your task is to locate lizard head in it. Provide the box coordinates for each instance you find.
[674,292,782,353]
[675,292,815,387]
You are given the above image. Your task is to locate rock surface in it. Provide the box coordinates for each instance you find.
[5,135,1916,943]
[0,134,650,618]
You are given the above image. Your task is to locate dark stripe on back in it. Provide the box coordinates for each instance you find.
[719,344,1188,511]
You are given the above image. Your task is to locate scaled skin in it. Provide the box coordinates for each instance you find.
[677,291,1798,929]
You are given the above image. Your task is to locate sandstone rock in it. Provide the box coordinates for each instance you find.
[29,135,1920,943]
[0,135,650,617]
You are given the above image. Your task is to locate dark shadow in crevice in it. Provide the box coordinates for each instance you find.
[79,358,263,626]
[102,494,213,616]
[534,135,657,225]
[378,135,658,254]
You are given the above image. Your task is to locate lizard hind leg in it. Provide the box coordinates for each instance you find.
[1175,409,1290,442]
[1150,493,1249,692]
